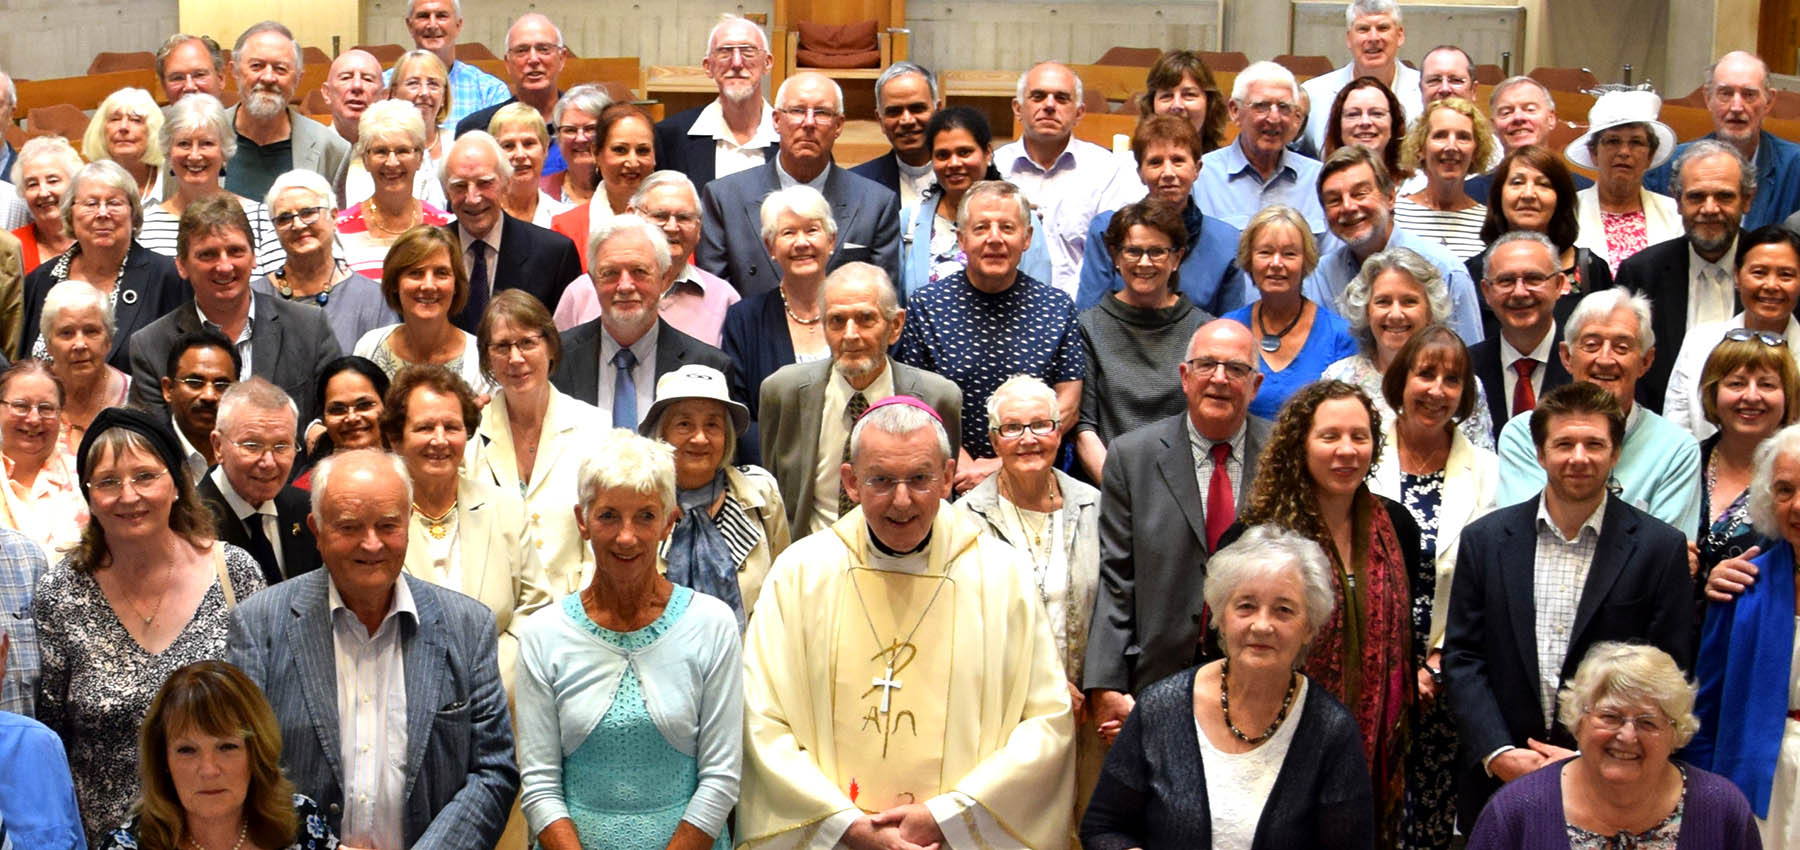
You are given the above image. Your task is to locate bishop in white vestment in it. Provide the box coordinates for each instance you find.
[738,398,1076,849]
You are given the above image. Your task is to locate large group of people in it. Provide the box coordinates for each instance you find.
[13,0,1800,848]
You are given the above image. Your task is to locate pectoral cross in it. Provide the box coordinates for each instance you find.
[871,663,903,714]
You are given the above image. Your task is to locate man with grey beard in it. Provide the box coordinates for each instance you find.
[1614,139,1756,411]
[224,21,352,203]
[757,262,962,534]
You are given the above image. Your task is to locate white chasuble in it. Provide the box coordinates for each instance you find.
[739,507,1076,849]
[831,568,957,810]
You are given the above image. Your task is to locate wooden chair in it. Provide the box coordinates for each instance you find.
[558,57,645,100]
[301,88,329,116]
[1200,51,1250,73]
[352,44,408,65]
[455,42,499,63]
[1272,54,1335,79]
[1067,64,1147,108]
[770,0,907,93]
[1527,66,1598,94]
[1474,64,1505,85]
[1094,47,1162,68]
[301,46,331,69]
[87,52,156,75]
[26,104,90,141]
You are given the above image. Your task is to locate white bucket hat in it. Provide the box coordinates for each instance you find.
[638,363,751,437]
[1564,89,1678,170]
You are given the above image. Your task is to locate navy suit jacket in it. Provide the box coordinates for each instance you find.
[195,474,321,585]
[1442,495,1693,830]
[226,571,519,849]
[848,150,904,194]
[1613,235,1738,413]
[652,103,777,193]
[549,317,733,407]
[451,215,583,330]
[696,158,901,295]
[1470,332,1574,442]
[125,293,344,430]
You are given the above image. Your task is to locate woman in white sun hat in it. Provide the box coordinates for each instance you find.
[1569,88,1682,275]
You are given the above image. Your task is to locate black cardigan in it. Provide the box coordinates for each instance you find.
[1079,666,1375,850]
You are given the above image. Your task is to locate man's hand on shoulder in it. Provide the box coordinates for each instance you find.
[1706,546,1762,602]
[1489,747,1549,783]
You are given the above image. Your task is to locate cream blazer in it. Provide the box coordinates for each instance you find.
[403,474,554,692]
[469,388,603,598]
[1574,185,1683,271]
[652,464,792,617]
[1368,421,1499,649]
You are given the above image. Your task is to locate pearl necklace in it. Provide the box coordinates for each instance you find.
[187,819,247,850]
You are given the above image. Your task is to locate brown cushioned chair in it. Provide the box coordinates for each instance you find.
[771,0,907,91]
[87,52,156,75]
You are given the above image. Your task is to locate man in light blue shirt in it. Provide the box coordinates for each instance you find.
[386,0,512,129]
[1194,61,1327,238]
[1300,145,1484,344]
[0,634,85,850]
[1295,0,1422,159]
[1493,288,1702,538]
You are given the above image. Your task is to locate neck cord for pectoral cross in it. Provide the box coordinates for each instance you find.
[848,561,951,714]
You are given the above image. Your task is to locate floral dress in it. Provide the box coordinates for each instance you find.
[1399,470,1458,850]
[33,546,265,845]
[96,793,339,849]
[1566,767,1685,849]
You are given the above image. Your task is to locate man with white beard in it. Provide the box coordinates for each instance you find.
[223,21,352,203]
[652,14,780,192]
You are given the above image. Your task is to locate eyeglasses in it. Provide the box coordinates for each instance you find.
[1573,335,1640,356]
[164,70,215,86]
[1119,245,1172,262]
[75,198,129,216]
[87,469,167,496]
[1245,100,1297,118]
[993,419,1058,439]
[2,399,58,419]
[178,376,235,394]
[1723,327,1787,347]
[1485,271,1558,291]
[507,42,563,59]
[324,399,379,417]
[273,206,326,230]
[777,106,842,123]
[639,209,701,227]
[1585,708,1669,736]
[857,472,941,496]
[557,124,600,140]
[485,334,545,357]
[710,44,763,61]
[1421,74,1470,89]
[232,439,296,458]
[1186,357,1256,381]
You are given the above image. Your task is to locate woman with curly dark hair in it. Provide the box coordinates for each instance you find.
[1221,379,1422,844]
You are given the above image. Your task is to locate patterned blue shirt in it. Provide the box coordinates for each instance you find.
[385,59,512,131]
[893,270,1087,458]
[0,528,47,716]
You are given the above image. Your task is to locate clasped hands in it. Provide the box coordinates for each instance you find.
[844,803,944,850]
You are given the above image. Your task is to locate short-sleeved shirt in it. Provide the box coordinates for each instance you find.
[892,270,1086,458]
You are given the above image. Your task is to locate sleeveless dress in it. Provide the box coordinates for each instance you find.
[561,587,731,850]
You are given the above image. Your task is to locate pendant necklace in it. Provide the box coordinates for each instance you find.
[778,286,821,325]
[1256,302,1305,353]
[1219,657,1301,744]
[413,500,457,540]
[848,562,950,715]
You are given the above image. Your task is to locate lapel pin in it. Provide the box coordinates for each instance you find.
[121,289,139,305]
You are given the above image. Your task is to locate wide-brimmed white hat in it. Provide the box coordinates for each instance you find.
[1564,89,1678,170]
[638,363,750,437]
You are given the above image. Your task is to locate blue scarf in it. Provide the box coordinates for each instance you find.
[664,470,745,629]
[1689,538,1795,816]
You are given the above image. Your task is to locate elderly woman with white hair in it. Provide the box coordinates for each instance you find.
[490,102,573,226]
[1693,421,1800,846]
[138,94,284,275]
[958,374,1101,824]
[514,428,743,850]
[720,185,836,439]
[80,87,164,203]
[1080,524,1375,849]
[1323,246,1494,449]
[544,84,614,207]
[18,160,188,368]
[252,169,398,351]
[10,136,84,274]
[39,280,128,452]
[344,51,452,211]
[1475,642,1760,848]
[337,99,453,277]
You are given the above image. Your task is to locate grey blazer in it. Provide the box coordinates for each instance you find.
[757,358,963,530]
[549,317,733,409]
[695,158,901,296]
[126,293,344,430]
[1082,412,1272,694]
[226,570,520,849]
[222,107,353,202]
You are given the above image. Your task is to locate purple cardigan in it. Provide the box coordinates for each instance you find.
[1466,758,1761,850]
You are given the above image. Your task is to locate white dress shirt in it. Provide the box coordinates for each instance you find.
[198,298,257,379]
[330,574,417,850]
[688,98,780,181]
[1687,238,1740,329]
[172,418,209,486]
[994,136,1145,297]
[1499,328,1558,423]
[809,360,896,534]
[209,466,283,577]
[595,322,659,427]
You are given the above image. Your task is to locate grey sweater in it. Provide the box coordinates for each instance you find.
[1075,294,1209,444]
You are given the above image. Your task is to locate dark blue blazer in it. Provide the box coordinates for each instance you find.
[450,215,583,330]
[848,150,903,195]
[549,317,733,409]
[696,158,901,296]
[652,104,777,193]
[1469,332,1574,442]
[719,288,795,465]
[19,242,186,369]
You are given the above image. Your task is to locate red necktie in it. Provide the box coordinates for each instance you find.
[1512,359,1537,416]
[1206,442,1234,551]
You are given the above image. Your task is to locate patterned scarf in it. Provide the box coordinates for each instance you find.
[664,470,745,628]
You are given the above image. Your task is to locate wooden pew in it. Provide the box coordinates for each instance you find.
[16,69,160,115]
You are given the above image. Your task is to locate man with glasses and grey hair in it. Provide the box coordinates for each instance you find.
[1470,231,1576,440]
[455,12,568,155]
[1297,0,1421,158]
[851,62,943,208]
[1195,60,1328,237]
[654,14,780,193]
[698,70,900,296]
[198,377,320,585]
[154,34,228,104]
